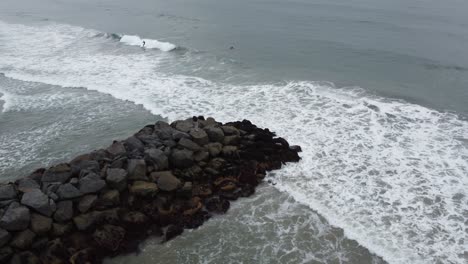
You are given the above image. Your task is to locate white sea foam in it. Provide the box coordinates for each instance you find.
[0,21,467,264]
[120,34,176,51]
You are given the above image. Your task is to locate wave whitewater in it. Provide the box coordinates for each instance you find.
[0,20,467,264]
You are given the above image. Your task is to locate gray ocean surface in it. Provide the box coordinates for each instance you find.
[0,0,467,263]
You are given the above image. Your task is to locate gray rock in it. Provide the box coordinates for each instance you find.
[56,183,82,200]
[0,199,15,209]
[41,163,72,183]
[78,195,98,214]
[221,125,240,135]
[178,138,201,151]
[204,126,225,143]
[73,212,99,231]
[205,142,223,157]
[124,136,144,152]
[127,159,147,180]
[170,149,194,168]
[163,139,177,148]
[155,171,181,192]
[100,190,120,207]
[107,141,126,156]
[155,120,171,130]
[222,145,239,157]
[10,251,40,264]
[110,157,127,169]
[30,213,52,235]
[172,130,190,141]
[79,173,106,194]
[178,182,193,198]
[137,134,163,147]
[72,160,100,176]
[10,229,35,249]
[193,150,210,162]
[156,127,174,140]
[144,149,169,170]
[189,128,209,145]
[129,181,158,197]
[21,189,55,217]
[53,201,73,222]
[106,168,127,191]
[223,135,241,145]
[0,184,16,201]
[173,120,194,133]
[16,179,39,193]
[0,246,13,263]
[0,228,10,247]
[50,222,73,237]
[0,203,30,231]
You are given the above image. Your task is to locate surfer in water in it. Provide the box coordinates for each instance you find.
[142,40,146,48]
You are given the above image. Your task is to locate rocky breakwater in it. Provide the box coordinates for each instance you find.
[0,117,301,263]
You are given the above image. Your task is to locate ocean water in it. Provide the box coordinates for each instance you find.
[0,0,467,263]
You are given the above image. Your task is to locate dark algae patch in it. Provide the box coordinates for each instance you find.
[0,117,301,263]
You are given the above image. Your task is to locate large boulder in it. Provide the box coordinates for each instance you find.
[124,136,144,152]
[106,141,126,156]
[178,138,201,151]
[0,184,17,201]
[79,173,106,194]
[204,126,225,143]
[53,201,73,222]
[0,246,13,263]
[155,171,181,192]
[21,189,55,217]
[30,213,52,235]
[93,224,125,252]
[78,195,98,214]
[144,149,169,170]
[0,203,30,231]
[0,228,10,247]
[50,222,73,237]
[173,120,194,133]
[41,164,72,183]
[205,142,223,157]
[16,179,39,193]
[223,135,241,146]
[170,149,194,168]
[127,159,147,181]
[189,129,209,145]
[73,212,99,231]
[99,190,120,207]
[221,125,240,136]
[129,181,158,197]
[56,183,82,200]
[10,229,35,249]
[106,168,128,191]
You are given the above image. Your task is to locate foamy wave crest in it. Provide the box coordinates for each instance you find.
[119,35,176,51]
[0,20,467,264]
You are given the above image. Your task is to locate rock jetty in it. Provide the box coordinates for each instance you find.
[0,117,301,263]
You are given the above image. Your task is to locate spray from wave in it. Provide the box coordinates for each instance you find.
[0,20,467,264]
[119,34,177,52]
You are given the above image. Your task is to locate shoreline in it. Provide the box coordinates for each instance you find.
[0,117,301,263]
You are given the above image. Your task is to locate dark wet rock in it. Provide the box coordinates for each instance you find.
[56,183,82,200]
[172,130,190,141]
[155,127,174,140]
[178,138,201,151]
[204,126,224,143]
[170,149,194,168]
[144,149,169,170]
[122,211,149,226]
[0,184,16,201]
[41,163,72,183]
[0,246,13,263]
[173,120,193,133]
[107,141,126,156]
[0,203,30,231]
[54,200,73,222]
[205,196,230,213]
[137,134,163,148]
[0,228,10,247]
[50,222,73,237]
[223,135,241,145]
[163,139,177,148]
[164,224,183,241]
[79,173,106,194]
[177,182,192,198]
[222,145,238,157]
[129,181,158,197]
[156,171,181,192]
[99,190,120,207]
[9,251,41,264]
[69,247,95,264]
[0,199,15,209]
[10,229,35,249]
[21,189,55,217]
[193,150,209,162]
[30,213,52,235]
[221,125,240,135]
[110,157,127,169]
[127,159,147,181]
[290,145,302,152]
[78,195,98,213]
[189,128,209,146]
[124,136,144,152]
[205,142,223,157]
[73,212,99,231]
[106,168,127,191]
[93,224,125,252]
[16,179,39,193]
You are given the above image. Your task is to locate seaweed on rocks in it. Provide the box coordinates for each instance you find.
[0,117,301,263]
